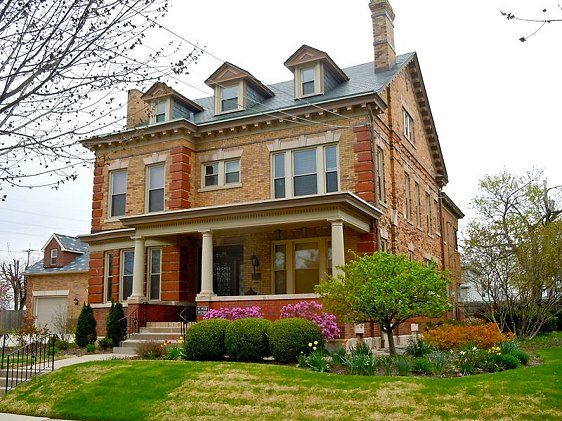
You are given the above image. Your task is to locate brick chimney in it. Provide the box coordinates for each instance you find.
[126,89,150,128]
[370,0,396,73]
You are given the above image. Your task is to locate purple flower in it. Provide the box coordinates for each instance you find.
[203,306,264,321]
[280,301,340,341]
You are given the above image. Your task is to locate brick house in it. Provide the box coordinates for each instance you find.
[24,234,89,334]
[79,0,463,340]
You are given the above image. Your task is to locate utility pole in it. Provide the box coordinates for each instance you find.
[21,248,36,269]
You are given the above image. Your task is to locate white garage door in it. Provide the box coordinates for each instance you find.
[35,296,68,334]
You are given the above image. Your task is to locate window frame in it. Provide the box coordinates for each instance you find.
[295,63,323,98]
[415,182,422,227]
[376,146,386,204]
[104,252,114,303]
[403,108,414,143]
[153,99,168,123]
[425,192,433,234]
[148,248,162,301]
[120,250,134,301]
[201,158,242,190]
[404,173,412,221]
[216,81,244,114]
[109,170,127,218]
[147,164,165,213]
[272,237,331,295]
[50,249,58,265]
[272,144,339,199]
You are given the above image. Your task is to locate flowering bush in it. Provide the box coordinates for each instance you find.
[423,321,514,350]
[280,301,340,341]
[203,306,264,321]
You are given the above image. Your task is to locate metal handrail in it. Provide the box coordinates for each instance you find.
[180,303,197,338]
[3,334,55,394]
[118,302,148,338]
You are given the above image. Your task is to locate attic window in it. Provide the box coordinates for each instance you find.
[153,99,168,123]
[295,64,322,98]
[218,83,242,113]
[50,249,58,265]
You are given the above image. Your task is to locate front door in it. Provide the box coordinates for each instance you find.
[213,245,243,296]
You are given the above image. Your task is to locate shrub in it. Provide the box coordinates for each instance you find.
[496,353,520,370]
[280,301,340,341]
[97,338,112,351]
[428,351,449,376]
[136,341,164,359]
[106,301,127,348]
[423,322,513,350]
[75,303,97,347]
[269,318,324,363]
[405,338,433,357]
[225,318,272,361]
[184,319,230,360]
[395,356,412,376]
[511,349,530,365]
[203,306,263,321]
[55,338,70,351]
[86,343,96,353]
[412,357,432,375]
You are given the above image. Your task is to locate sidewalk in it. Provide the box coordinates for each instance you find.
[1,353,135,421]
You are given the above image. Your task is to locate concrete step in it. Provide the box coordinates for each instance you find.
[127,332,181,341]
[139,327,183,334]
[112,347,138,355]
[146,322,182,328]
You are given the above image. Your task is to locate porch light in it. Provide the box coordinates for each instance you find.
[73,297,79,306]
[251,254,261,280]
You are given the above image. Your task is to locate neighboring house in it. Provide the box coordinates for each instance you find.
[24,234,89,334]
[79,0,463,339]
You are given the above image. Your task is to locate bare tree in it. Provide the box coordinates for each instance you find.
[501,5,562,42]
[0,258,27,310]
[0,0,202,199]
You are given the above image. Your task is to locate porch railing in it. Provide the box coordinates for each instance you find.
[3,334,55,394]
[180,303,197,338]
[119,302,148,338]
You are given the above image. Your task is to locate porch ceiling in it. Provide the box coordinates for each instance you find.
[120,192,381,238]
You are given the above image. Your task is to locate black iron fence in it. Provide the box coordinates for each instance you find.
[119,302,148,337]
[2,333,55,394]
[180,304,197,338]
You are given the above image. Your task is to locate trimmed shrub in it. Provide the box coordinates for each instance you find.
[496,353,520,370]
[106,301,127,348]
[184,318,230,360]
[225,318,272,361]
[268,318,323,363]
[97,338,112,351]
[75,303,97,347]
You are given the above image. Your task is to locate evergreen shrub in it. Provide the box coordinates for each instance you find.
[224,318,272,361]
[75,303,97,347]
[268,318,323,363]
[106,301,127,348]
[184,318,230,360]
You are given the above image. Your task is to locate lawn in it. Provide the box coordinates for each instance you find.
[0,332,560,421]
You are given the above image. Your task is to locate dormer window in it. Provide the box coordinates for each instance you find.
[154,100,167,123]
[50,249,58,265]
[302,67,316,96]
[221,84,240,112]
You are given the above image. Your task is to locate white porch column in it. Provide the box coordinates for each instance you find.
[197,230,216,299]
[330,219,345,277]
[130,235,146,302]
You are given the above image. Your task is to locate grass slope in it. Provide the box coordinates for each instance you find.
[0,332,560,420]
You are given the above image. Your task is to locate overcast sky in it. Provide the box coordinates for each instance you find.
[1,0,561,264]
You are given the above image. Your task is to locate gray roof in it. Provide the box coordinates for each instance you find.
[52,233,88,253]
[25,251,89,275]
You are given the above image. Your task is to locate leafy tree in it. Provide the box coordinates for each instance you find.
[0,258,27,310]
[0,0,201,198]
[75,303,97,347]
[316,252,451,356]
[463,170,561,338]
[106,301,127,348]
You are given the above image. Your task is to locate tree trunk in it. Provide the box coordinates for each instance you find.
[383,324,396,357]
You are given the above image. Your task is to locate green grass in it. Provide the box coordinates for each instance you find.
[0,332,560,420]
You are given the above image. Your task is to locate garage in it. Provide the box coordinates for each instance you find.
[35,295,68,333]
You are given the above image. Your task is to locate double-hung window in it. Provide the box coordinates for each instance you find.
[202,159,241,189]
[148,249,161,300]
[425,192,432,234]
[147,164,165,212]
[376,146,386,203]
[121,250,134,300]
[404,173,412,221]
[105,252,114,302]
[301,67,316,96]
[154,100,167,123]
[221,84,239,112]
[415,182,422,227]
[273,145,338,198]
[50,249,58,265]
[403,108,414,143]
[110,170,127,217]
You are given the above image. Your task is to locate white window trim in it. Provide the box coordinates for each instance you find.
[271,144,339,199]
[214,80,244,114]
[146,163,166,213]
[151,98,170,124]
[108,170,127,219]
[104,252,114,303]
[50,249,58,265]
[120,249,134,302]
[403,108,414,144]
[295,63,323,98]
[199,158,242,191]
[147,248,162,301]
[272,237,331,295]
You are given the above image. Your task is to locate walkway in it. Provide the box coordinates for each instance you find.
[1,353,136,421]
